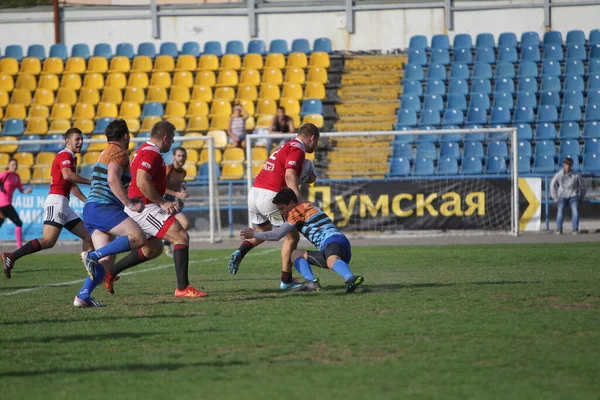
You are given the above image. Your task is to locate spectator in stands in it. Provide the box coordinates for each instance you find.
[228,104,249,149]
[550,157,586,235]
[268,106,295,153]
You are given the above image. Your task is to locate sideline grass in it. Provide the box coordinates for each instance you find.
[0,243,599,399]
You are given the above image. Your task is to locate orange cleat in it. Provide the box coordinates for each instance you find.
[174,285,208,298]
[103,270,120,295]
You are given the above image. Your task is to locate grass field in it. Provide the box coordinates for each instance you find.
[0,243,599,399]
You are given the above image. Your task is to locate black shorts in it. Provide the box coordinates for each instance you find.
[0,205,22,227]
[307,238,352,268]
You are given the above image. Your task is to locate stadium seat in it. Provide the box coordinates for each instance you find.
[423,94,443,111]
[448,62,468,80]
[462,157,483,174]
[146,86,168,103]
[291,38,310,54]
[559,139,581,159]
[436,157,459,175]
[19,57,42,75]
[93,43,112,59]
[396,109,417,127]
[466,107,487,125]
[1,119,25,136]
[521,46,541,62]
[535,122,556,140]
[15,74,37,91]
[78,87,100,105]
[221,54,242,71]
[498,47,518,63]
[583,121,600,138]
[112,43,134,59]
[24,118,48,135]
[407,49,427,66]
[118,102,141,119]
[516,79,537,96]
[0,74,14,92]
[469,63,491,81]
[412,157,435,176]
[515,61,537,80]
[566,30,585,46]
[514,123,532,140]
[487,141,508,158]
[38,73,59,91]
[137,42,157,58]
[209,99,232,117]
[475,33,495,49]
[404,64,424,81]
[557,122,580,140]
[82,73,104,90]
[453,33,473,50]
[494,78,515,94]
[303,114,324,128]
[122,86,144,104]
[588,60,600,76]
[591,45,600,59]
[49,103,73,121]
[563,75,584,92]
[485,156,507,174]
[476,47,496,63]
[48,43,67,61]
[586,104,600,121]
[71,43,90,60]
[494,61,515,79]
[309,51,330,68]
[542,31,562,47]
[537,105,558,123]
[518,140,532,157]
[163,101,186,119]
[213,86,234,102]
[447,93,467,111]
[153,55,175,72]
[543,45,563,61]
[565,44,586,61]
[26,44,45,61]
[225,40,245,56]
[241,68,262,86]
[149,71,171,89]
[408,35,428,50]
[168,86,190,103]
[401,80,422,96]
[103,72,125,90]
[521,31,540,47]
[471,78,491,94]
[10,88,32,106]
[431,48,450,65]
[539,76,560,92]
[42,57,64,75]
[285,67,306,84]
[3,104,26,121]
[175,42,199,58]
[448,79,468,95]
[186,115,208,132]
[392,141,413,159]
[419,109,440,127]
[588,75,600,91]
[540,91,560,108]
[73,119,93,134]
[426,79,445,95]
[561,105,582,123]
[72,102,95,120]
[132,56,154,74]
[535,140,556,158]
[268,39,289,55]
[513,106,534,124]
[493,92,513,110]
[431,34,449,49]
[95,102,118,120]
[311,37,331,54]
[588,90,600,107]
[214,70,237,87]
[48,119,71,134]
[442,109,463,126]
[532,155,557,173]
[388,157,411,177]
[517,156,531,174]
[245,40,266,56]
[583,153,600,172]
[453,49,472,64]
[541,60,561,77]
[100,87,123,105]
[4,45,23,61]
[490,107,511,125]
[27,104,49,120]
[158,42,178,58]
[439,141,460,159]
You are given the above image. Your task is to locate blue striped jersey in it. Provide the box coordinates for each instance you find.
[86,143,131,206]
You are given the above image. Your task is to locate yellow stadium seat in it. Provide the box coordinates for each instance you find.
[186,100,209,117]
[214,87,235,101]
[73,119,94,134]
[169,86,190,103]
[259,83,281,100]
[166,116,186,132]
[187,115,209,132]
[287,52,308,68]
[13,152,34,167]
[242,54,264,70]
[153,55,175,72]
[191,85,212,102]
[131,56,153,73]
[209,115,230,130]
[42,57,64,75]
[101,87,123,105]
[239,99,255,116]
[210,99,232,116]
[124,86,145,104]
[35,152,56,166]
[11,88,32,106]
[25,117,48,135]
[83,73,104,90]
[304,81,326,100]
[223,147,245,162]
[0,74,14,92]
[86,57,108,74]
[285,67,306,84]
[146,87,168,104]
[60,73,82,90]
[309,51,331,68]
[194,71,215,87]
[48,119,71,134]
[56,88,77,106]
[235,84,257,101]
[173,71,194,88]
[307,67,328,84]
[185,149,199,163]
[245,116,255,130]
[239,68,261,86]
[175,55,197,72]
[73,102,96,120]
[149,72,171,89]
[0,136,18,153]
[140,116,162,132]
[38,73,59,91]
[256,115,274,129]
[282,83,303,100]
[78,87,100,106]
[49,103,73,120]
[251,162,263,178]
[252,147,268,162]
[96,102,118,120]
[124,118,140,134]
[198,55,219,71]
[82,151,100,165]
[215,70,238,87]
[19,57,42,75]
[163,101,186,119]
[109,56,131,73]
[220,54,241,71]
[221,163,244,180]
[106,72,127,89]
[279,98,300,115]
[15,74,37,92]
[0,58,19,76]
[65,57,86,74]
[289,113,300,127]
[256,98,277,116]
[127,72,149,89]
[0,90,8,107]
[3,104,26,121]
[17,166,31,184]
[27,104,49,120]
[31,166,51,184]
[0,153,9,165]
[198,148,222,163]
[182,132,205,150]
[119,102,141,119]
[87,134,108,152]
[265,53,285,69]
[302,113,324,128]
[182,164,197,181]
[207,130,228,149]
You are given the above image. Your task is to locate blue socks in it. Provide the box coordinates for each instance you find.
[77,263,106,299]
[293,257,316,281]
[332,260,354,281]
[88,236,131,261]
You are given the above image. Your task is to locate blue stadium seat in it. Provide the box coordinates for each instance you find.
[450,62,469,80]
[540,91,560,108]
[471,78,491,94]
[588,59,600,75]
[464,141,484,158]
[540,76,561,92]
[93,43,113,59]
[413,157,435,176]
[27,44,46,60]
[518,156,532,174]
[561,105,582,122]
[49,43,68,61]
[498,47,518,62]
[559,140,581,159]
[591,29,600,46]
[80,135,92,153]
[4,45,23,61]
[591,44,600,59]
[563,90,584,107]
[532,155,557,173]
[269,39,289,55]
[138,42,157,58]
[409,35,428,50]
[426,79,445,95]
[416,129,438,143]
[442,109,463,126]
[225,40,244,55]
[535,140,556,157]
[516,123,533,140]
[416,141,436,158]
[94,117,115,134]
[246,40,266,55]
[490,106,511,124]
[419,109,441,126]
[392,142,413,159]
[403,80,423,96]
[583,121,600,138]
[588,90,600,106]
[204,41,223,56]
[521,32,540,47]
[559,122,581,139]
[437,157,459,175]
[432,34,450,49]
[566,30,585,46]
[423,94,444,111]
[584,138,600,153]
[116,43,135,59]
[566,44,586,61]
[588,75,600,90]
[462,157,483,174]
[475,47,495,63]
[541,60,561,76]
[43,134,65,153]
[453,33,473,49]
[476,33,495,49]
[159,42,179,57]
[291,39,311,54]
[71,43,91,60]
[488,124,510,141]
[400,95,421,112]
[198,163,221,182]
[543,45,563,61]
[440,125,462,142]
[300,99,323,116]
[388,157,411,177]
[408,49,427,66]
[521,46,541,62]
[535,122,556,139]
[470,93,490,110]
[493,92,513,109]
[487,141,508,158]
[517,77,538,93]
[396,109,418,127]
[19,135,42,153]
[543,31,563,46]
[440,141,460,158]
[494,78,515,94]
[514,106,535,123]
[499,32,518,48]
[564,59,584,76]
[463,126,486,141]
[405,64,424,81]
[564,75,584,92]
[181,42,201,57]
[2,119,25,136]
[472,62,492,79]
[447,93,467,111]
[453,48,473,63]
[518,140,532,156]
[466,107,488,125]
[431,48,450,65]
[583,153,600,173]
[426,63,447,81]
[559,154,581,171]
[495,61,515,79]
[537,105,558,123]
[518,61,538,78]
[313,38,332,53]
[142,102,165,118]
[586,104,600,121]
[486,156,507,174]
[448,78,468,95]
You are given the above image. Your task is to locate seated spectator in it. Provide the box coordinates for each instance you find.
[228,104,249,149]
[267,106,295,152]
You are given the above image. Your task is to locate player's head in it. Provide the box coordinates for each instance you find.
[276,106,286,118]
[297,123,320,153]
[105,119,131,148]
[173,146,187,167]
[7,158,17,172]
[64,127,84,154]
[272,188,299,218]
[151,121,176,153]
[563,157,573,173]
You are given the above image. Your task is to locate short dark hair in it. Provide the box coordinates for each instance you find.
[272,188,298,205]
[173,146,186,156]
[277,106,286,113]
[151,120,176,139]
[105,119,130,142]
[563,157,574,166]
[8,158,17,165]
[64,127,83,140]
[297,123,320,139]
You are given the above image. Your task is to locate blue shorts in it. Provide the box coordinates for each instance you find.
[320,235,352,264]
[83,202,129,234]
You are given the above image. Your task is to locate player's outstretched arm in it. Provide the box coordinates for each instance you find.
[61,167,91,185]
[70,184,87,203]
[285,169,303,202]
[241,223,295,242]
[136,169,178,214]
[107,162,143,211]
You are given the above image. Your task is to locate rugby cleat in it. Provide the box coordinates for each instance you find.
[280,279,303,290]
[103,270,120,295]
[80,251,97,280]
[291,279,321,292]
[2,252,14,279]
[228,250,242,275]
[175,285,208,298]
[345,275,364,293]
[73,296,106,308]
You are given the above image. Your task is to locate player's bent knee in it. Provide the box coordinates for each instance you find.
[291,249,306,262]
[326,255,341,269]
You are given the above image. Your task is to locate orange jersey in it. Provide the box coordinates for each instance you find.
[87,143,130,206]
[286,202,343,250]
[164,164,187,202]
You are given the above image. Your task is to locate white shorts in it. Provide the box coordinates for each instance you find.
[43,194,81,230]
[125,203,177,239]
[248,187,285,227]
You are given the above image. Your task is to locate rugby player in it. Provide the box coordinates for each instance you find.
[162,146,190,257]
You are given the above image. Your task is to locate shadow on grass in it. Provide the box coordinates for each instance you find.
[0,360,248,378]
[1,331,160,345]
[2,313,201,327]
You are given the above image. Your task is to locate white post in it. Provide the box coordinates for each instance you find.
[207,137,215,243]
[245,135,253,227]
[511,127,520,236]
